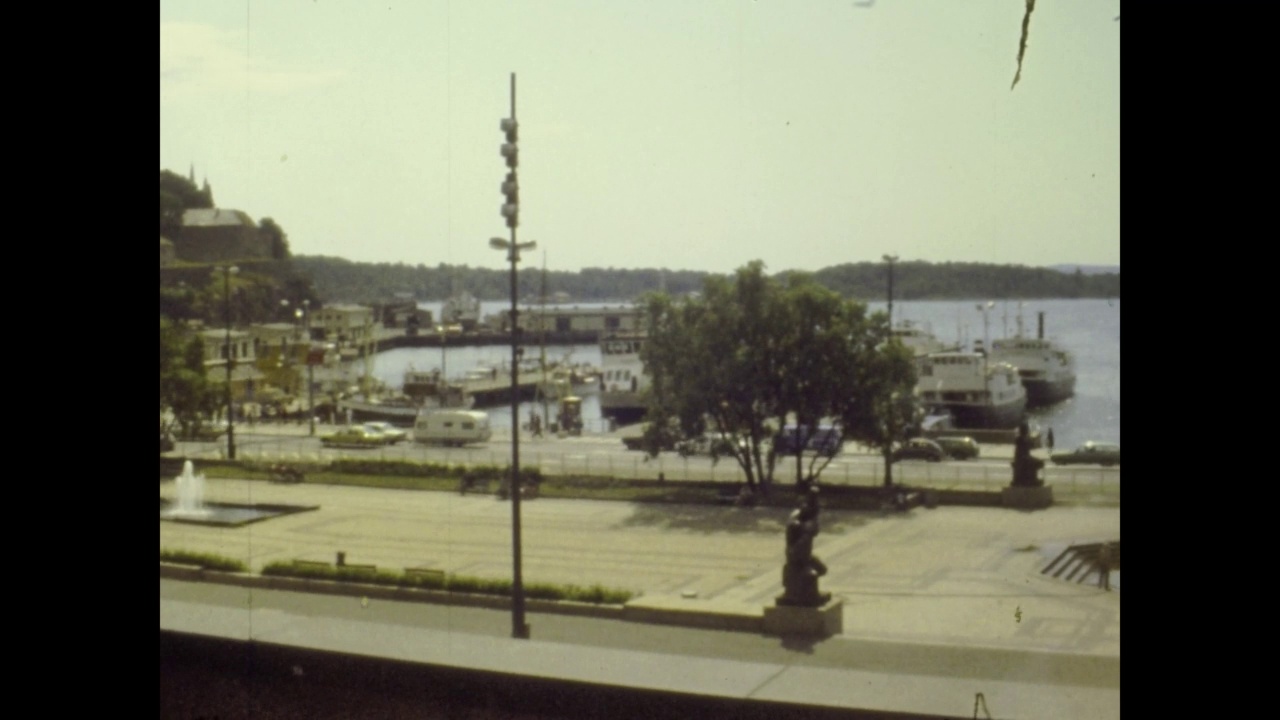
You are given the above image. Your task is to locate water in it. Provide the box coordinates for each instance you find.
[353,299,1118,446]
[166,460,210,518]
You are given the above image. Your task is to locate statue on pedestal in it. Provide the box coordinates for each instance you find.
[1010,421,1045,487]
[778,486,831,607]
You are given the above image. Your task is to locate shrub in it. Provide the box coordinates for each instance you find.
[257,562,633,604]
[160,549,248,573]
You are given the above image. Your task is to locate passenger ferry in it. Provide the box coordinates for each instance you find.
[598,332,649,426]
[989,311,1077,407]
[916,349,1027,429]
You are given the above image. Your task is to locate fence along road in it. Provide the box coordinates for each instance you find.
[170,424,1119,505]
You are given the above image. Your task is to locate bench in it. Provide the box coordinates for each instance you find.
[404,567,446,583]
[269,465,306,484]
[339,563,377,573]
[292,560,332,570]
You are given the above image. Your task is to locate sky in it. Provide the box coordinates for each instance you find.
[159,1,1120,275]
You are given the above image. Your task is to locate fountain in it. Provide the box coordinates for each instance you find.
[167,460,211,518]
[160,460,320,526]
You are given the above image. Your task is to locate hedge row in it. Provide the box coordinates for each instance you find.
[327,459,544,485]
[260,561,633,605]
[160,549,248,573]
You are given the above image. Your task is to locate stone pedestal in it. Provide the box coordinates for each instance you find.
[763,598,843,637]
[1002,485,1054,509]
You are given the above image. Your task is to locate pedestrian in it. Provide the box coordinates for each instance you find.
[1097,542,1112,591]
[1046,427,1055,453]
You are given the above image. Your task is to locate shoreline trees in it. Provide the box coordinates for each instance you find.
[639,261,918,493]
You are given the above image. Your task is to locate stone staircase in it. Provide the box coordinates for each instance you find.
[1042,541,1120,586]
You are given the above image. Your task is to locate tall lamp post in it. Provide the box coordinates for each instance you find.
[493,71,535,640]
[883,254,899,325]
[217,265,239,459]
[491,234,536,641]
[881,255,899,489]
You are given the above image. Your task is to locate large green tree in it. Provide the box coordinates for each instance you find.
[639,261,917,492]
[159,318,217,441]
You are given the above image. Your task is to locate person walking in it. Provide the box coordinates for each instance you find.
[1046,427,1055,453]
[1097,542,1112,591]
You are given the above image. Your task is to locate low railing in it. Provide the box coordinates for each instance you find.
[173,434,1119,505]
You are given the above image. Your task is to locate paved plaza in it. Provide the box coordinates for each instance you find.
[161,474,1119,718]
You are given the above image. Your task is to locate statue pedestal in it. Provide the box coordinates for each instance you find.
[763,598,843,637]
[1002,485,1054,509]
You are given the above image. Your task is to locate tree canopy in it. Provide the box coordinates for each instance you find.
[159,169,212,238]
[639,261,917,492]
[159,317,217,440]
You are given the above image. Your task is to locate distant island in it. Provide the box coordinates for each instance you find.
[291,255,1120,305]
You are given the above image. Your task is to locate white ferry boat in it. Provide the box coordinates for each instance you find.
[598,332,649,425]
[891,319,959,358]
[916,350,1027,429]
[989,311,1077,407]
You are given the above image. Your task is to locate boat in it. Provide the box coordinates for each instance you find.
[441,291,482,332]
[915,350,1027,429]
[989,311,1077,407]
[598,331,649,426]
[401,368,475,409]
[537,360,601,400]
[336,394,423,426]
[891,320,959,358]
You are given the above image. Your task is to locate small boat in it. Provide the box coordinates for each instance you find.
[441,291,482,332]
[401,368,475,408]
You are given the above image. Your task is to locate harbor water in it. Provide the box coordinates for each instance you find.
[353,298,1118,447]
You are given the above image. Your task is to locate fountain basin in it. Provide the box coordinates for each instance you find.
[159,499,318,527]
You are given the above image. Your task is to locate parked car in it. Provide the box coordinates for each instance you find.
[1051,441,1120,467]
[677,433,749,458]
[891,438,947,462]
[362,421,408,444]
[321,425,396,449]
[934,436,980,460]
[775,425,843,457]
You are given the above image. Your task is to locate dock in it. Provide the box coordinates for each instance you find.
[457,368,551,407]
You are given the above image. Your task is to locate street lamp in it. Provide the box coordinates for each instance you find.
[217,265,240,459]
[883,254,899,325]
[492,69,535,641]
[491,234,536,642]
[881,254,900,492]
[976,301,994,352]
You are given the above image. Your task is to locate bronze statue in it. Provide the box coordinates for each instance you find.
[1010,421,1045,487]
[779,486,831,607]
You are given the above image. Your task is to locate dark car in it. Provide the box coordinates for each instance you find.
[892,438,947,462]
[775,425,843,457]
[934,436,980,460]
[1051,441,1120,467]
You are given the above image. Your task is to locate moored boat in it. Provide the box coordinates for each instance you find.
[989,311,1077,407]
[598,331,649,426]
[916,350,1027,429]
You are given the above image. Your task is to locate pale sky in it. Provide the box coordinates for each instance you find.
[159,1,1120,275]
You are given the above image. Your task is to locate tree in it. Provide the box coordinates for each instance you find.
[260,217,290,260]
[640,261,916,492]
[159,318,216,441]
[159,169,212,237]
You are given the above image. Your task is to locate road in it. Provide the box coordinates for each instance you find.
[167,423,1119,503]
